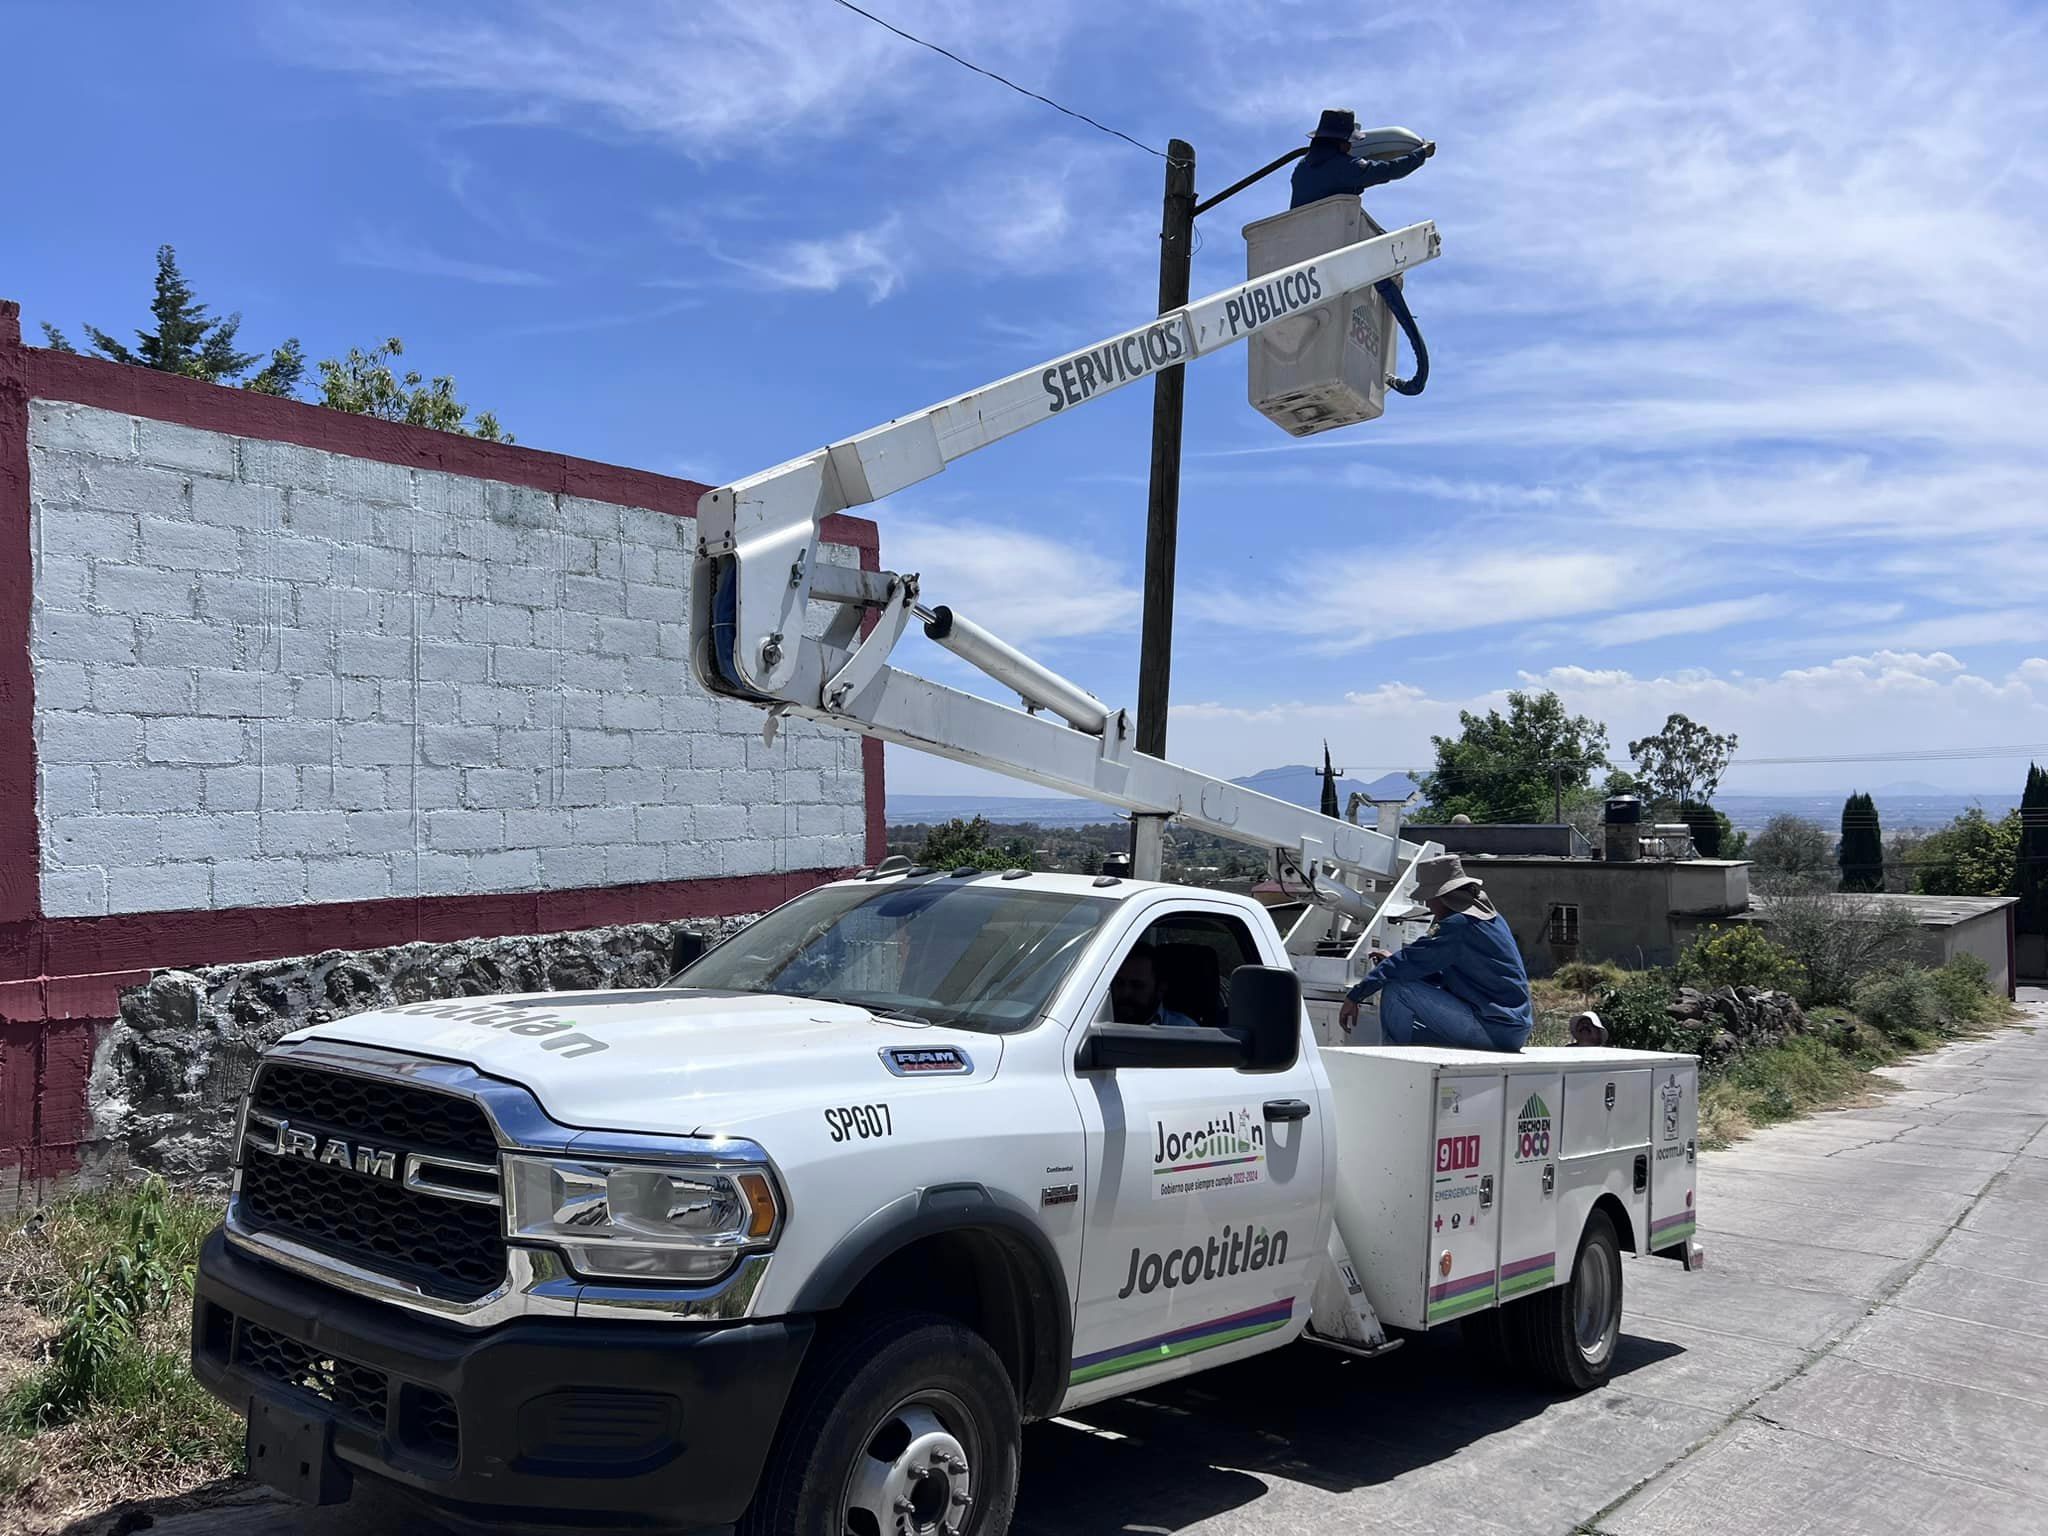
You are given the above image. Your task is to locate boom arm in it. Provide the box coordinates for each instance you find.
[690,219,1443,901]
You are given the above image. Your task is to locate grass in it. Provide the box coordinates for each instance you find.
[0,1180,239,1530]
[1536,957,2019,1151]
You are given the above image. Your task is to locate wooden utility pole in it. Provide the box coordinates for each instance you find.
[1132,139,1196,880]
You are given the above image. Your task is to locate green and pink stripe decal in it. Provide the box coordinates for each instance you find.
[1069,1298,1295,1386]
[1652,1210,1697,1248]
[1498,1251,1556,1299]
[1426,1266,1498,1324]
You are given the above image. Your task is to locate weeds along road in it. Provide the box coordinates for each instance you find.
[104,996,2048,1536]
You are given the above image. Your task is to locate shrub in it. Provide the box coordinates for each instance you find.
[3,1177,189,1431]
[1597,969,1691,1053]
[1851,967,1941,1042]
[1551,960,1625,998]
[1757,884,1920,1006]
[1927,954,1997,1025]
[1674,924,1800,992]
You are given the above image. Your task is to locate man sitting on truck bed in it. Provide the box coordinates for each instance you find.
[1337,855,1533,1051]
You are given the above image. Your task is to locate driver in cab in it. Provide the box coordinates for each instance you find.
[1110,942,1199,1028]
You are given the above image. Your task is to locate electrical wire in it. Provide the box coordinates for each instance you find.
[826,0,1185,165]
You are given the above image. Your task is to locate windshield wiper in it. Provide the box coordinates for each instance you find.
[810,993,935,1027]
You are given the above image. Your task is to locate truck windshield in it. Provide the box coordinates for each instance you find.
[670,881,1110,1034]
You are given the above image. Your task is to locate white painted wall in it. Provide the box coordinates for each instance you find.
[27,400,868,917]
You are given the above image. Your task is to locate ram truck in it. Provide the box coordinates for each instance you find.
[192,867,1700,1536]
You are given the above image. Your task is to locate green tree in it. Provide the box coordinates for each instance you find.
[913,817,1019,872]
[1628,713,1739,810]
[316,338,511,441]
[1751,813,1831,883]
[1417,690,1609,824]
[1911,807,2022,897]
[42,245,302,394]
[1838,792,1884,892]
[2019,763,2048,942]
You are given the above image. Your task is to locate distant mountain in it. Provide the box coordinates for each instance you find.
[888,764,1421,827]
[1716,792,2022,833]
[1871,780,1959,797]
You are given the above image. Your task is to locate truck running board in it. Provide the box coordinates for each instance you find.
[1304,1328,1405,1361]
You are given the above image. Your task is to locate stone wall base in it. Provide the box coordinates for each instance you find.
[63,914,752,1200]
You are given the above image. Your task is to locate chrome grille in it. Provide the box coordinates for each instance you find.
[238,1061,506,1304]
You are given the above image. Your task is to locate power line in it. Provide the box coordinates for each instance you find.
[826,0,1183,164]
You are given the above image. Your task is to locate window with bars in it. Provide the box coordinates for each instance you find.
[1547,903,1581,945]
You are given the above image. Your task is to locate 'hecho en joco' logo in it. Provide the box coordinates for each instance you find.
[1515,1093,1553,1162]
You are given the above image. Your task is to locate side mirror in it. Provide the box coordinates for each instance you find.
[1230,965,1302,1073]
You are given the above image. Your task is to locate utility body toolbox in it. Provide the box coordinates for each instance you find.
[1321,1046,1699,1330]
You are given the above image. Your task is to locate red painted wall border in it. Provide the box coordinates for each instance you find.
[0,305,889,995]
[0,305,37,928]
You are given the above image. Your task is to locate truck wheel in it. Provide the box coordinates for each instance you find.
[1460,1309,1508,1363]
[1514,1209,1623,1391]
[741,1309,1020,1536]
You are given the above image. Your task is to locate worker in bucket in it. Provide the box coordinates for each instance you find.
[1289,108,1434,210]
[1337,855,1533,1050]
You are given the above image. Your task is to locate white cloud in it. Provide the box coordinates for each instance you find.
[889,510,1139,648]
[718,215,909,302]
[340,230,551,287]
[288,1,1077,158]
[1581,596,1784,648]
[1189,545,1650,652]
[1803,611,2045,655]
[1143,651,2048,795]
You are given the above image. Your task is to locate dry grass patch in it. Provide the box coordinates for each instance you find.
[0,1181,238,1534]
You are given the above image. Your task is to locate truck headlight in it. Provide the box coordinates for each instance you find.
[504,1156,781,1282]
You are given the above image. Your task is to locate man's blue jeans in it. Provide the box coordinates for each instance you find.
[1377,979,1528,1051]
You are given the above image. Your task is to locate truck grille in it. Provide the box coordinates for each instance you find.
[230,1316,460,1465]
[253,1062,502,1163]
[237,1061,506,1304]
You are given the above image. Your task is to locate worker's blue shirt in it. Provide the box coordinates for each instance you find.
[1289,142,1431,209]
[1346,911,1534,1033]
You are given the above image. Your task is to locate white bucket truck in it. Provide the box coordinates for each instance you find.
[192,194,1702,1536]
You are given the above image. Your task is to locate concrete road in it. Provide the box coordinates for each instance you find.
[86,997,2048,1536]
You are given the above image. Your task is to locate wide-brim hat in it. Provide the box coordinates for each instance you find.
[1412,853,1486,904]
[1309,108,1358,143]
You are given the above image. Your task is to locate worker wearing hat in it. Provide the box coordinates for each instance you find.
[1336,854,1534,1051]
[1289,108,1434,210]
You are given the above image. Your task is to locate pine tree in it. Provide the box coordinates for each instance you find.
[51,244,302,392]
[1838,791,1885,892]
[2018,762,2048,941]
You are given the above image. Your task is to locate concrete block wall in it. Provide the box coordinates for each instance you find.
[27,399,868,915]
[0,302,883,1207]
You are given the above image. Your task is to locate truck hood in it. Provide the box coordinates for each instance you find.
[289,989,1001,1137]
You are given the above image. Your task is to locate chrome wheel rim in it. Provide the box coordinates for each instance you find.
[1573,1238,1619,1363]
[841,1388,978,1536]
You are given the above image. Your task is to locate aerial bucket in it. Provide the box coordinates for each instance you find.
[1242,196,1401,437]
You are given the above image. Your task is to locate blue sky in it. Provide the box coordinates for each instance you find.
[6,0,2045,798]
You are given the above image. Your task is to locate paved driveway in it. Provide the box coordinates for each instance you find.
[92,998,2048,1536]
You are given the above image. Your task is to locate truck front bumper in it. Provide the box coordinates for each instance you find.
[192,1229,813,1534]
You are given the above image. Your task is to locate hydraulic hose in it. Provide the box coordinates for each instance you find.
[1374,278,1429,396]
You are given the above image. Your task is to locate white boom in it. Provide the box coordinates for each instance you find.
[688,218,1444,926]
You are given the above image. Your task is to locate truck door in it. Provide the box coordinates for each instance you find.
[1649,1062,1699,1253]
[1425,1068,1504,1326]
[1062,907,1326,1406]
[1498,1069,1565,1304]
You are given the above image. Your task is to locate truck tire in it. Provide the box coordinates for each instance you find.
[1512,1209,1623,1391]
[740,1309,1020,1536]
